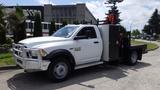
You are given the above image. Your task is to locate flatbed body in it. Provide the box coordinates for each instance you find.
[130,44,147,53]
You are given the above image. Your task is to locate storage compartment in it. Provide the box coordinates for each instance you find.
[109,25,120,61]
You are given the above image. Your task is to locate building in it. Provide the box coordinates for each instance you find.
[5,3,97,24]
[44,4,97,24]
[5,6,43,20]
[5,4,97,36]
[25,20,62,36]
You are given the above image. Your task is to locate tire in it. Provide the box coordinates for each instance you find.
[128,51,138,65]
[47,57,71,82]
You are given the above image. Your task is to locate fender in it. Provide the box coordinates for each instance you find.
[44,49,75,66]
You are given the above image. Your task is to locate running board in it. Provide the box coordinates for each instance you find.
[75,61,104,70]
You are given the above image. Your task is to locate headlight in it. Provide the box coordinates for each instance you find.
[39,49,47,57]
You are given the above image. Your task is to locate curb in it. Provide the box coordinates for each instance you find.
[0,65,21,70]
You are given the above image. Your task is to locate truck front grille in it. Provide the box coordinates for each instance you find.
[13,44,27,58]
[17,59,23,64]
[13,43,39,60]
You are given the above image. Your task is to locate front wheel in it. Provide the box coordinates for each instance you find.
[47,57,71,82]
[128,51,138,65]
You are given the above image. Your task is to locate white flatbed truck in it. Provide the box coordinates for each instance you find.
[12,24,147,82]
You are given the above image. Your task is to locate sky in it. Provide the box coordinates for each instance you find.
[1,0,160,31]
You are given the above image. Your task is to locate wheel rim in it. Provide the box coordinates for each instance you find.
[53,62,68,79]
[131,52,138,63]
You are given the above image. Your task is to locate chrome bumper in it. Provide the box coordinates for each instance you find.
[12,43,50,72]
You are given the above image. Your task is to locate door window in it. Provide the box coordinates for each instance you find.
[77,27,97,39]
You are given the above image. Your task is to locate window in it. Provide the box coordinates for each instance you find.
[48,24,51,29]
[77,27,97,39]
[43,24,48,29]
[69,9,71,16]
[53,26,79,38]
[25,23,28,28]
[29,23,33,29]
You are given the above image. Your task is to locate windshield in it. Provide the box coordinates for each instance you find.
[52,26,79,38]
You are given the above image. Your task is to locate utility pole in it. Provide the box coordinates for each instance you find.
[130,22,133,32]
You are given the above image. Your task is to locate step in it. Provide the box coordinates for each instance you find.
[75,61,104,70]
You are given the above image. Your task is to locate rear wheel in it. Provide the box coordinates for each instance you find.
[128,51,138,65]
[48,57,71,82]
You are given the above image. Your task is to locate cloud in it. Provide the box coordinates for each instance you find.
[86,0,160,30]
[86,0,106,20]
[118,0,160,30]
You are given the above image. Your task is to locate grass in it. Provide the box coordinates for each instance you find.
[0,52,16,67]
[131,40,159,51]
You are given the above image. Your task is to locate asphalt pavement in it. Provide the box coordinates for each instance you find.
[0,41,160,90]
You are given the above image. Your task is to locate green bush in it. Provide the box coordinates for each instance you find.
[34,13,42,37]
[0,44,11,53]
[7,7,26,43]
[5,38,13,45]
[0,37,13,53]
[0,52,15,66]
[0,5,7,44]
[49,19,56,35]
[62,20,67,27]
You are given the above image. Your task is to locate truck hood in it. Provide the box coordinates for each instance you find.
[19,36,68,48]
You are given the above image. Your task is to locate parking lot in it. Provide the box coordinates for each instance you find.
[0,42,160,90]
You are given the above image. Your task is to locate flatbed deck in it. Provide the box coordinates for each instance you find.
[130,44,147,54]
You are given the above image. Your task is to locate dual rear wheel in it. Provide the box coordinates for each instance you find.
[128,51,138,65]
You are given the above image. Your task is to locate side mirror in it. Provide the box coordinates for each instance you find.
[74,36,88,40]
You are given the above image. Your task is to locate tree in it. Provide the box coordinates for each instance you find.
[7,7,26,43]
[104,1,121,24]
[73,20,79,25]
[142,25,151,35]
[62,20,67,27]
[143,9,160,35]
[33,13,42,37]
[132,29,140,38]
[49,19,56,35]
[149,9,160,34]
[0,4,6,45]
[119,25,127,33]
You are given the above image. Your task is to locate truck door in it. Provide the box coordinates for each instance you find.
[74,27,102,65]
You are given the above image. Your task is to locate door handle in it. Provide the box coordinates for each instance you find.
[94,41,99,44]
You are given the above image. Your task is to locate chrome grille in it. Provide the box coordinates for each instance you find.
[13,44,27,58]
[13,43,40,60]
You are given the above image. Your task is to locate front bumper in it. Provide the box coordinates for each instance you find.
[12,43,50,72]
